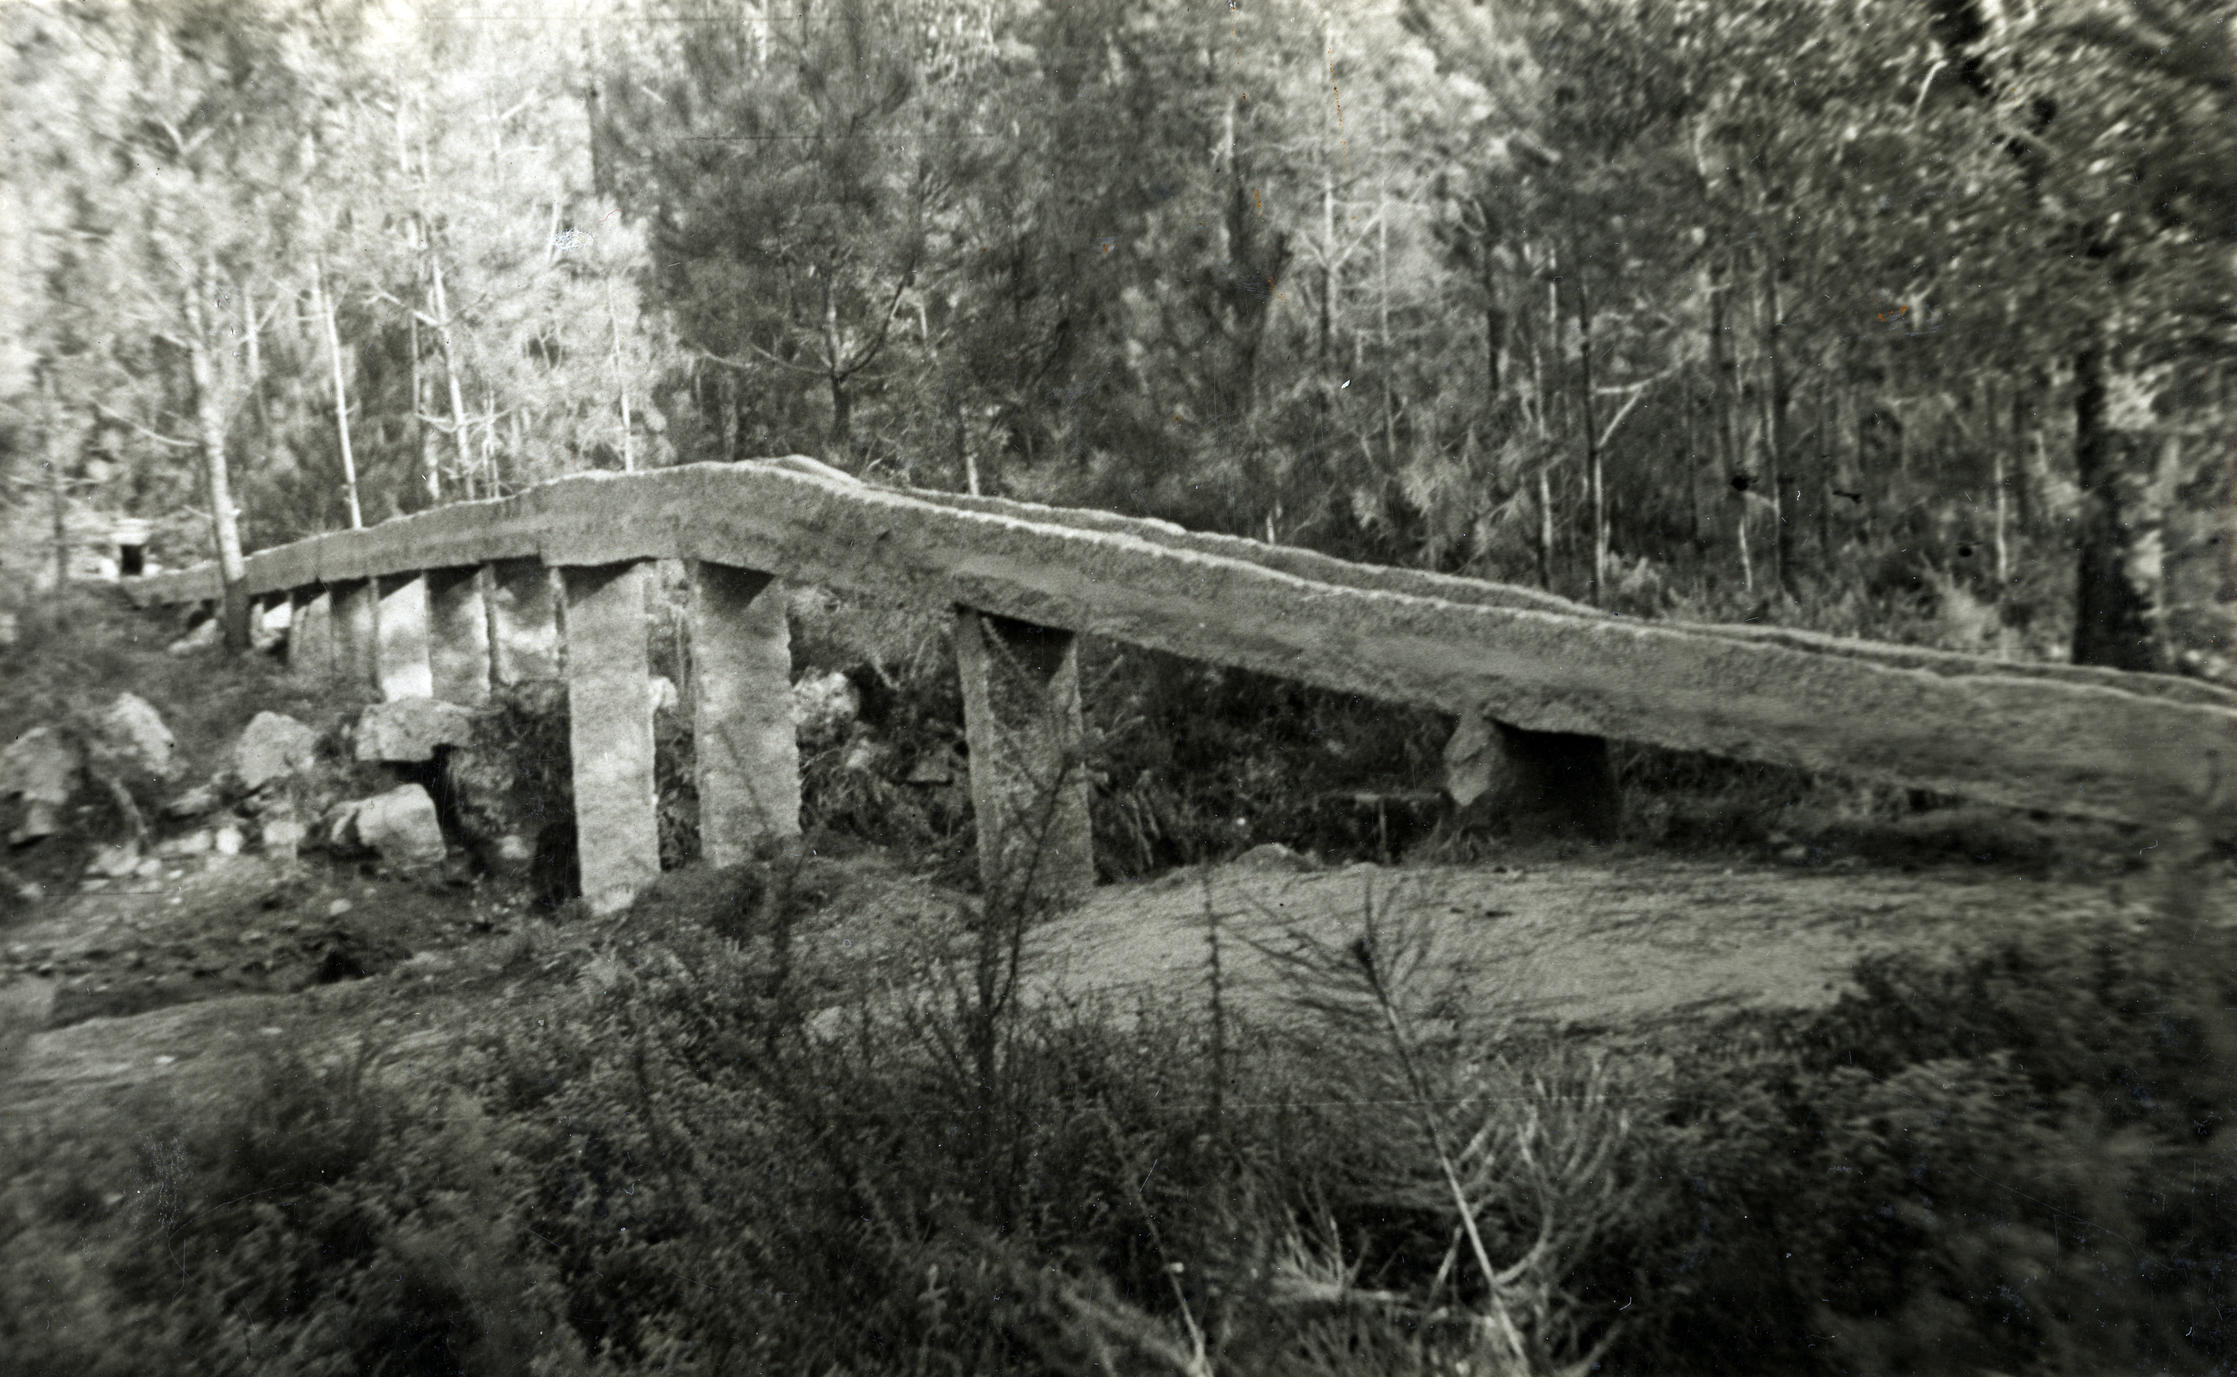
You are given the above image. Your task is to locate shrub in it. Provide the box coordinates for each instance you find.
[1606,919,2237,1376]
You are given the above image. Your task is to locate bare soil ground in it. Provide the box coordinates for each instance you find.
[1027,853,2204,1029]
[7,839,2225,1136]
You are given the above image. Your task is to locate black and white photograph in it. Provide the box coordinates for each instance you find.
[2,0,2232,1372]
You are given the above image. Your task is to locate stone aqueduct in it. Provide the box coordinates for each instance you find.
[127,457,2237,915]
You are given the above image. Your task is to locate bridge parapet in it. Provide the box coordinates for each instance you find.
[126,458,2237,916]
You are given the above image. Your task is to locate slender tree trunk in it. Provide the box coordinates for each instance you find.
[820,277,852,448]
[1545,253,1563,436]
[1979,376,2006,596]
[1992,440,2012,658]
[1217,96,1236,263]
[1576,263,1605,604]
[605,276,635,471]
[1813,377,1831,561]
[826,372,852,448]
[1685,388,1704,557]
[42,374,68,601]
[397,103,438,505]
[2070,338,2161,670]
[183,272,251,651]
[1319,159,1336,382]
[1380,111,1397,466]
[242,284,270,447]
[1760,257,1793,594]
[1533,243,1558,592]
[736,375,756,461]
[1853,392,1872,548]
[1737,501,1754,595]
[426,243,474,496]
[1708,266,1745,590]
[1537,468,1555,592]
[410,307,433,503]
[719,373,738,463]
[2012,370,2040,535]
[484,391,501,493]
[312,258,363,528]
[1480,210,1503,398]
[958,393,979,495]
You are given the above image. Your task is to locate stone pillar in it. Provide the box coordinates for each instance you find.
[289,587,334,680]
[427,566,492,705]
[332,580,379,689]
[488,558,562,684]
[563,562,659,916]
[954,607,1095,914]
[374,574,436,701]
[690,562,801,866]
[1443,712,1620,842]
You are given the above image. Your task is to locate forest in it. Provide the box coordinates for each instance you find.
[3,0,2230,677]
[5,6,2237,1376]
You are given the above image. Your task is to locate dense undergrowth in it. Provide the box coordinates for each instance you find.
[5,586,2221,1374]
[3,859,2230,1376]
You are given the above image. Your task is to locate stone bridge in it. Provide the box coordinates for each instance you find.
[126,457,2237,916]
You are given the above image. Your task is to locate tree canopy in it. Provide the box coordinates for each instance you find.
[4,0,2229,673]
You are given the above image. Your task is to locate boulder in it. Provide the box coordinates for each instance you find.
[95,693,175,779]
[321,801,361,852]
[261,815,308,860]
[164,782,222,819]
[490,834,535,872]
[903,748,961,787]
[344,784,446,868]
[234,711,320,791]
[649,674,680,715]
[1234,842,1316,873]
[2,727,80,845]
[355,698,479,764]
[1444,714,1619,843]
[792,669,860,748]
[763,453,859,485]
[161,830,215,858]
[85,840,140,879]
[841,734,892,775]
[165,618,219,657]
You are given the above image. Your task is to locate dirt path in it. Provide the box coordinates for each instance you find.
[6,847,2225,1131]
[1023,852,2217,1031]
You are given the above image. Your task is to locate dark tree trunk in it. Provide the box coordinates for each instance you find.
[2069,339,2161,670]
[1685,389,1704,557]
[828,371,852,448]
[1708,267,1746,589]
[2013,368,2043,535]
